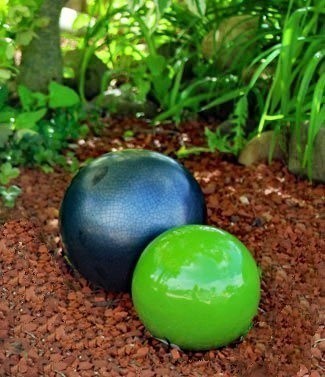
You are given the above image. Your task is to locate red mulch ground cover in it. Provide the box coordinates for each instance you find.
[0,118,323,377]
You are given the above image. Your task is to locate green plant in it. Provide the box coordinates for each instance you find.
[124,1,246,122]
[62,1,274,123]
[66,1,234,121]
[0,81,87,207]
[173,0,323,180]
[244,0,324,177]
[0,0,47,83]
[0,185,21,207]
[67,0,128,103]
[176,95,248,157]
[205,95,248,155]
[0,162,21,207]
[0,162,19,184]
[1,0,322,190]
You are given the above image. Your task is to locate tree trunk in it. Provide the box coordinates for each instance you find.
[18,0,67,92]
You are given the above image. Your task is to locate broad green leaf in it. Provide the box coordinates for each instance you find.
[0,124,13,148]
[0,112,13,122]
[135,79,151,102]
[33,92,48,108]
[0,69,11,81]
[49,82,80,108]
[0,185,21,208]
[146,54,167,76]
[34,16,50,28]
[16,30,35,46]
[0,0,8,13]
[18,85,47,111]
[18,85,35,111]
[15,109,47,130]
[40,165,54,174]
[8,5,31,19]
[153,76,172,105]
[72,13,92,30]
[0,162,20,184]
[14,128,38,141]
[5,43,15,60]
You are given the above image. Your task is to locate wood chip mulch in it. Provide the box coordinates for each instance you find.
[0,118,324,377]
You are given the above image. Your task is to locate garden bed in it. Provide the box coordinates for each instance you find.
[0,118,323,377]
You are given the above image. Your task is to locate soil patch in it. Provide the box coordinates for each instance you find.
[1,118,323,376]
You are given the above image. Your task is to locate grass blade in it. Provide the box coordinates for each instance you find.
[303,71,325,177]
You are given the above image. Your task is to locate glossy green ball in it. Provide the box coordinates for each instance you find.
[132,225,260,350]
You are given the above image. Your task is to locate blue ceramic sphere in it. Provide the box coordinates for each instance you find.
[59,149,206,291]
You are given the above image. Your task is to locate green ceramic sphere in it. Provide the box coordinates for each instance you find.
[132,225,260,350]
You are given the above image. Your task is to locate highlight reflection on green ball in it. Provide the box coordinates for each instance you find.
[132,225,260,350]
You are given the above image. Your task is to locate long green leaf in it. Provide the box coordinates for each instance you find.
[246,48,280,93]
[180,77,218,101]
[292,39,322,88]
[201,88,246,111]
[169,59,186,108]
[303,72,325,177]
[154,87,244,122]
[295,50,324,139]
[184,0,206,17]
[154,0,171,16]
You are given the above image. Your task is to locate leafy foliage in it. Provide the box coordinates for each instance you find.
[0,162,19,184]
[0,0,323,209]
[49,81,81,108]
[0,81,86,206]
[174,0,324,172]
[246,0,325,175]
[0,0,46,82]
[0,184,21,207]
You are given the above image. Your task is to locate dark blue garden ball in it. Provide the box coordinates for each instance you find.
[59,149,206,292]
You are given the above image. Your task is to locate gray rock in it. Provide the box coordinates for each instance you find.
[238,130,287,166]
[201,15,259,70]
[93,88,158,118]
